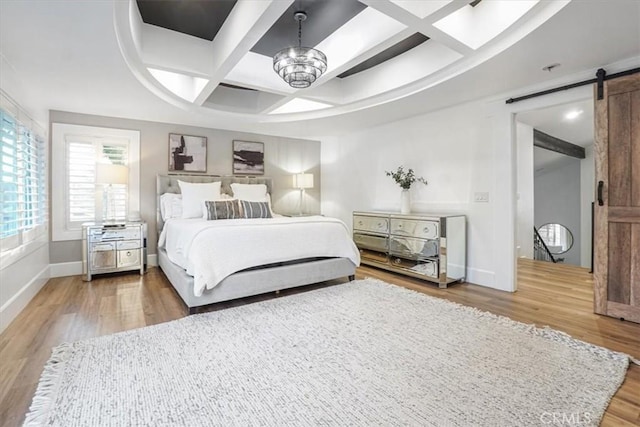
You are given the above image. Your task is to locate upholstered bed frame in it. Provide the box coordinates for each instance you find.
[156,174,356,314]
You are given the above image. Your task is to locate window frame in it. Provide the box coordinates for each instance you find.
[51,123,140,241]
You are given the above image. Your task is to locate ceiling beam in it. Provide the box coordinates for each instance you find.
[193,0,293,106]
[534,129,586,159]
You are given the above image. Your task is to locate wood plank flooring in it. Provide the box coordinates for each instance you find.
[0,259,638,426]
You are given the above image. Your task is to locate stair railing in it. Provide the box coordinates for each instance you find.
[533,226,557,263]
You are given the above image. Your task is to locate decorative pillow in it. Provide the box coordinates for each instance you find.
[160,193,182,221]
[178,180,222,219]
[230,183,268,202]
[240,200,272,219]
[204,200,241,220]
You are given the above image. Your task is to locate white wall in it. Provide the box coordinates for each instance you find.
[534,155,582,266]
[580,144,594,269]
[516,122,534,259]
[322,100,502,289]
[0,56,50,333]
[320,62,622,292]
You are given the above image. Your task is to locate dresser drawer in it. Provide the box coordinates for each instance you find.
[354,233,387,251]
[390,218,439,240]
[117,248,141,268]
[353,215,389,234]
[117,240,141,250]
[354,233,389,263]
[90,247,116,270]
[389,257,439,279]
[389,236,439,259]
[358,248,389,264]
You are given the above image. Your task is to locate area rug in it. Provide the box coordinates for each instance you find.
[25,279,636,426]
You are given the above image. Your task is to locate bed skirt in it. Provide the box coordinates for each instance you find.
[157,247,356,313]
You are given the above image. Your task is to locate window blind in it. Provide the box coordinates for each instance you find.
[0,103,47,251]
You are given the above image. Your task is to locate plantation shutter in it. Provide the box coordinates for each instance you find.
[1,102,47,252]
[66,140,128,228]
[19,125,47,243]
[1,110,19,242]
[67,141,96,226]
[102,144,128,221]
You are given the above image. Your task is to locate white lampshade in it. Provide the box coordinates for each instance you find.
[96,163,128,185]
[293,173,314,189]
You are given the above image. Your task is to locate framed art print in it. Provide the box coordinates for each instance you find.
[233,140,264,175]
[168,133,207,172]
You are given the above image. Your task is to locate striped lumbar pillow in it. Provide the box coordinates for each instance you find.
[204,200,241,220]
[240,200,272,219]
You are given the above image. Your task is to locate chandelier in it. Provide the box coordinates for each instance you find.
[273,11,327,89]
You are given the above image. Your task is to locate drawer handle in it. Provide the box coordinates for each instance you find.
[423,227,429,233]
[126,251,131,256]
[358,221,363,226]
[398,224,403,228]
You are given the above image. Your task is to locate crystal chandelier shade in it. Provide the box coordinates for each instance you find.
[273,12,327,89]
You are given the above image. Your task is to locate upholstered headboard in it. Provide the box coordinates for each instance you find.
[156,174,273,231]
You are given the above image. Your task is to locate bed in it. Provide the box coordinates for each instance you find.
[156,174,359,313]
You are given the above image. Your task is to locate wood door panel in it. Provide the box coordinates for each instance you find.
[607,223,631,304]
[607,75,640,95]
[594,72,640,323]
[608,93,631,207]
[631,224,640,307]
[608,207,640,223]
[632,90,640,206]
[606,301,640,323]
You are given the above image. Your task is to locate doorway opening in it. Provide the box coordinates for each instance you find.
[515,97,594,273]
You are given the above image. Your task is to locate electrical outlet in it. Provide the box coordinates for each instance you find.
[474,192,489,203]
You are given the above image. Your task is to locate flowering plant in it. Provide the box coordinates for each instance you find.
[385,166,427,190]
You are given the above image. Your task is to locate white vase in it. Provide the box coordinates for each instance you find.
[400,189,410,214]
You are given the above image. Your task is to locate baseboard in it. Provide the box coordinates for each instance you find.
[2,255,160,332]
[465,267,504,291]
[50,261,82,278]
[148,254,158,267]
[0,265,49,334]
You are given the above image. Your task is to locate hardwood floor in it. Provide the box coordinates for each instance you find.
[0,260,638,426]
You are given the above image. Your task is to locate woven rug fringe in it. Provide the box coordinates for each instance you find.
[23,343,72,426]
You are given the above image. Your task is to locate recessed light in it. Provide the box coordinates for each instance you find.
[564,109,583,120]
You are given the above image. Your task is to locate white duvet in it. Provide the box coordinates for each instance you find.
[158,216,360,296]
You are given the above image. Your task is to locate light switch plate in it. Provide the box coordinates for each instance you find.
[474,192,489,202]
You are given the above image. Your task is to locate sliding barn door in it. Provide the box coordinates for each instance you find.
[594,73,640,323]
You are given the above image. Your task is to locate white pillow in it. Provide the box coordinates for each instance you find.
[230,183,268,202]
[178,180,222,219]
[160,193,183,221]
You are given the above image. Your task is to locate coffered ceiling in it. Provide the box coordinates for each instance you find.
[117,0,574,120]
[1,0,638,137]
[136,0,238,42]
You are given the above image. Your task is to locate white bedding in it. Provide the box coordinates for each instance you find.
[158,216,360,296]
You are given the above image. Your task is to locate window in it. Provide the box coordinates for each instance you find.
[52,124,140,241]
[67,140,128,227]
[0,96,47,256]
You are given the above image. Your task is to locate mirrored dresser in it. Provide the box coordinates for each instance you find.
[82,222,146,281]
[353,211,466,288]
